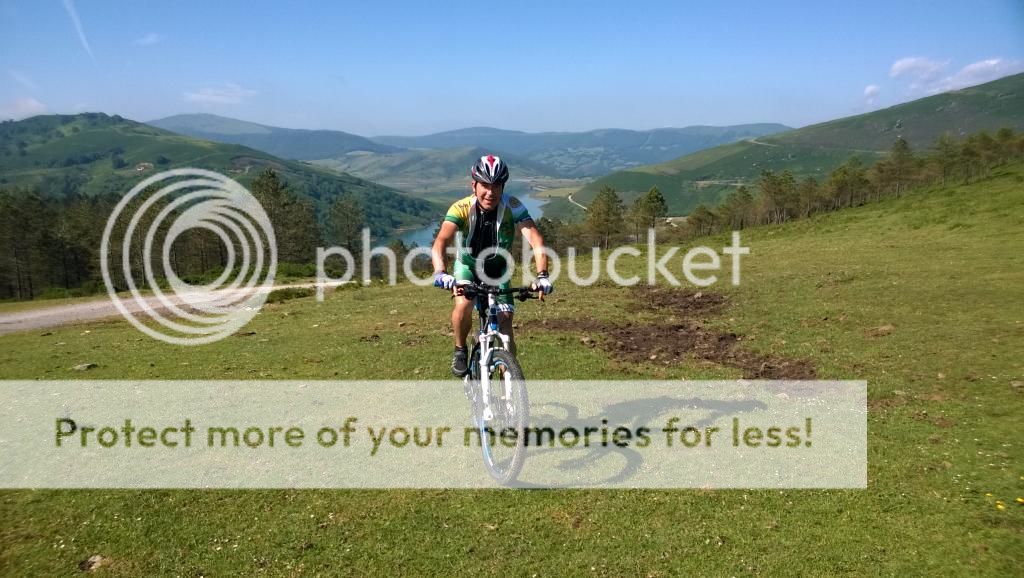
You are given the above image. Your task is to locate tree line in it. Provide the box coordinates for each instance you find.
[535,127,1024,250]
[0,169,402,300]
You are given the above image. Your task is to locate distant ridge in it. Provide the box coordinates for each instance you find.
[370,124,792,177]
[576,73,1024,215]
[148,113,402,159]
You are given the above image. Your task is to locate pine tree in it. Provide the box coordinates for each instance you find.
[642,186,668,228]
[889,137,915,196]
[931,133,959,186]
[251,169,321,263]
[329,194,365,252]
[585,186,624,249]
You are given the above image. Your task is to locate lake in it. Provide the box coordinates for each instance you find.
[399,183,546,248]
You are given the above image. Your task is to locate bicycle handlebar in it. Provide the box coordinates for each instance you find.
[451,282,542,302]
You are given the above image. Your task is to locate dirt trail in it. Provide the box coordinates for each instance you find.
[566,193,588,211]
[524,287,816,379]
[0,282,342,335]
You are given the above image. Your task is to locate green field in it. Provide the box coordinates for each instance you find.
[1,165,1022,575]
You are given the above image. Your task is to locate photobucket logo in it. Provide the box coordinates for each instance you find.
[316,229,749,299]
[100,169,277,345]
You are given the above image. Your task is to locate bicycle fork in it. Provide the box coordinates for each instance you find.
[475,331,512,422]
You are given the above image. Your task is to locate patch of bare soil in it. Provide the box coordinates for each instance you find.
[626,286,728,318]
[524,288,816,379]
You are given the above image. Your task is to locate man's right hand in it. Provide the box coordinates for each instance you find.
[433,271,456,290]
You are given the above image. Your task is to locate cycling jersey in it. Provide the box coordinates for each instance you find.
[443,193,533,267]
[444,193,533,312]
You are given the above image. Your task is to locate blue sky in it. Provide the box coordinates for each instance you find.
[1,0,1022,135]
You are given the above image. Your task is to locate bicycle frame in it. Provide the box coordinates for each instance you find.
[457,283,535,421]
[470,290,511,421]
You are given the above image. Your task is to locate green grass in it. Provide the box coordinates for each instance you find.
[2,166,1024,575]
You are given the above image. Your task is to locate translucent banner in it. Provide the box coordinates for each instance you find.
[0,380,866,489]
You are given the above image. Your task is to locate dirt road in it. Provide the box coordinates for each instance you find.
[566,193,588,211]
[0,282,341,335]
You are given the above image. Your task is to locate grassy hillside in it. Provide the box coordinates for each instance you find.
[579,73,1024,214]
[148,113,401,158]
[372,123,791,177]
[0,113,438,235]
[1,164,1022,575]
[311,146,576,199]
[768,72,1024,151]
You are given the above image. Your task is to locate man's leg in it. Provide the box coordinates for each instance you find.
[493,268,517,356]
[450,261,475,376]
[498,311,516,357]
[452,295,473,348]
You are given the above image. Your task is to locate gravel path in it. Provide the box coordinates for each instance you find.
[0,282,339,335]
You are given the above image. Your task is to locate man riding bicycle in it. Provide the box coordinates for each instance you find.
[432,155,553,377]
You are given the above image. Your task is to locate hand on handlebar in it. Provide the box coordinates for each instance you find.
[531,273,553,296]
[433,271,456,290]
[452,280,472,297]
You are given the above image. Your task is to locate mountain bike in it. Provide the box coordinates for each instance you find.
[451,282,539,485]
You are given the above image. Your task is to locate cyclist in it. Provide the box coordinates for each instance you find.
[432,155,553,377]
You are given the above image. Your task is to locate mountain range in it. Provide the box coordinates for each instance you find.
[147,114,791,179]
[0,113,435,236]
[370,124,791,177]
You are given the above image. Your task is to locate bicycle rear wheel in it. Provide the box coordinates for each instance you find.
[477,349,529,485]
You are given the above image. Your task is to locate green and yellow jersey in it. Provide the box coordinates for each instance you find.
[443,193,533,266]
[443,194,533,310]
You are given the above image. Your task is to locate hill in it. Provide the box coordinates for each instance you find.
[577,73,1024,215]
[769,73,1024,151]
[148,113,402,159]
[0,113,436,235]
[371,123,791,177]
[310,146,575,200]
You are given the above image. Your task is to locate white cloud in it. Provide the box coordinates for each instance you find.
[887,56,1023,96]
[8,69,38,92]
[889,57,949,93]
[183,83,257,105]
[135,32,162,46]
[929,58,1024,93]
[863,84,880,105]
[62,0,96,62]
[0,97,48,121]
[889,56,947,82]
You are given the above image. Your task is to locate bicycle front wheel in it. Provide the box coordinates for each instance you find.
[477,349,529,485]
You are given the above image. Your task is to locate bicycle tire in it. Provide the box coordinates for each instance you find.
[477,349,529,485]
[463,343,481,404]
